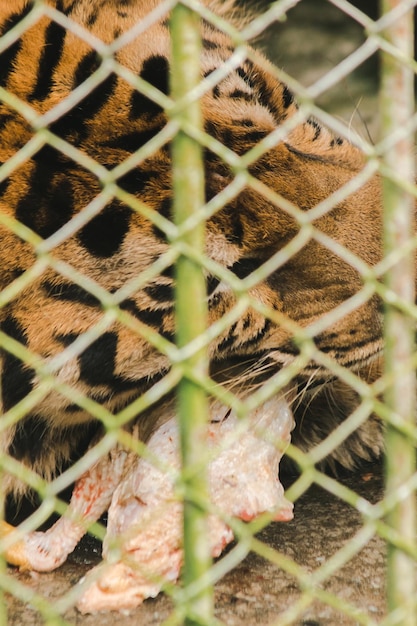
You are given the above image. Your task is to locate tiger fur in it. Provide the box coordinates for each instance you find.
[0,0,386,500]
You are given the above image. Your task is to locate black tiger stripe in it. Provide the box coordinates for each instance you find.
[101,128,162,152]
[72,49,100,89]
[242,316,252,331]
[119,299,168,328]
[203,39,218,50]
[9,419,99,464]
[77,200,131,257]
[236,66,256,90]
[152,196,172,240]
[1,316,35,412]
[320,356,367,370]
[78,332,120,387]
[244,130,269,144]
[8,417,48,462]
[223,210,244,246]
[204,120,217,140]
[50,52,118,141]
[58,0,77,14]
[65,368,169,414]
[159,328,175,343]
[203,67,221,99]
[0,38,21,87]
[42,280,101,308]
[203,39,233,53]
[140,56,169,96]
[215,126,234,147]
[159,196,171,219]
[217,322,238,351]
[144,282,173,303]
[240,118,254,127]
[285,143,333,165]
[129,89,165,119]
[129,55,169,119]
[282,85,295,109]
[229,258,263,279]
[32,144,70,167]
[0,6,33,87]
[273,340,300,356]
[56,332,118,387]
[237,64,293,123]
[56,331,159,392]
[210,124,261,155]
[0,113,14,128]
[241,319,271,348]
[256,80,285,124]
[317,336,381,355]
[28,20,67,102]
[307,119,322,141]
[0,173,11,197]
[15,166,74,238]
[159,263,174,279]
[207,274,220,295]
[229,89,252,101]
[117,167,159,195]
[86,6,100,26]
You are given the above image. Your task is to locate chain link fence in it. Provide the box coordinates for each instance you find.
[0,0,416,624]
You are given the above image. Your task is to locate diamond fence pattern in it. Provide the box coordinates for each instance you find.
[0,0,416,624]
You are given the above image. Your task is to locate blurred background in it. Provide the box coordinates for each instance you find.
[253,0,389,143]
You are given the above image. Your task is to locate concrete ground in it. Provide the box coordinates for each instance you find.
[6,465,387,625]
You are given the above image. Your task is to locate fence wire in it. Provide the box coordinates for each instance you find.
[380,2,416,624]
[170,4,212,623]
[0,0,416,625]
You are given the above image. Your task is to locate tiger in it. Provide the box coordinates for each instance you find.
[0,0,385,535]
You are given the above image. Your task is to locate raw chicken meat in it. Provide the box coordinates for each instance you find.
[1,390,294,613]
